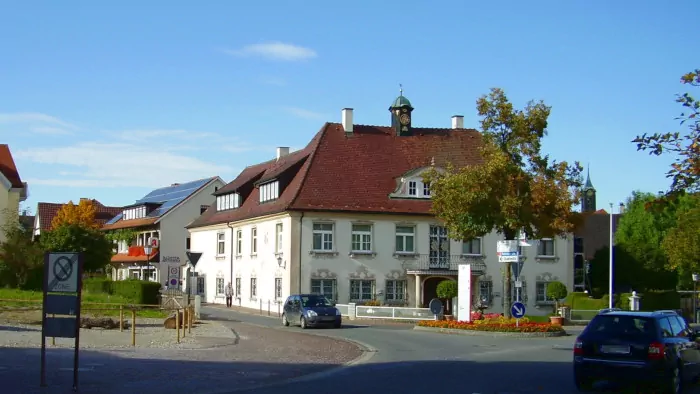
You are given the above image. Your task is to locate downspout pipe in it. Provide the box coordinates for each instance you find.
[227,222,234,286]
[298,213,304,294]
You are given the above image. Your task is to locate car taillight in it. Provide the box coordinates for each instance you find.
[574,339,584,355]
[648,342,665,360]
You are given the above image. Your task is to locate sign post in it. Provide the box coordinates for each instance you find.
[511,301,526,327]
[41,252,84,391]
[185,252,202,296]
[457,264,472,322]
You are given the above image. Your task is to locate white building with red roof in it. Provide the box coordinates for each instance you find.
[0,144,28,242]
[187,95,574,315]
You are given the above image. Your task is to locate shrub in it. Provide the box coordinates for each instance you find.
[546,281,568,313]
[82,278,161,304]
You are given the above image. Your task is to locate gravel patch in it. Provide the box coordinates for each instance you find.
[0,318,236,349]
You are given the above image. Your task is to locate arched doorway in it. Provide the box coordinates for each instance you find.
[423,277,455,313]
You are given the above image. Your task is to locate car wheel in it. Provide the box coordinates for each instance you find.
[334,322,341,329]
[300,316,308,329]
[574,374,593,392]
[282,314,289,327]
[662,365,682,394]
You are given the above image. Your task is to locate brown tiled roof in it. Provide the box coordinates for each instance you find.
[188,122,483,228]
[0,144,23,188]
[102,217,157,231]
[36,200,123,232]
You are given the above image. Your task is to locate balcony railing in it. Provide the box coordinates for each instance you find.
[401,254,487,273]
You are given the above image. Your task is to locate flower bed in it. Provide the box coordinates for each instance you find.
[418,314,564,333]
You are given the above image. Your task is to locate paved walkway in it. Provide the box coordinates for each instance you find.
[1,319,364,394]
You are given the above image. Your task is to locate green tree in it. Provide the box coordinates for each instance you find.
[40,224,113,273]
[426,88,583,317]
[436,280,458,314]
[0,208,44,288]
[633,69,700,194]
[546,281,568,314]
[662,195,700,280]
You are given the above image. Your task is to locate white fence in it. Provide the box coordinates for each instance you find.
[335,303,435,321]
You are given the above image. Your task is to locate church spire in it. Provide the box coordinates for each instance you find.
[581,165,597,212]
[584,165,595,190]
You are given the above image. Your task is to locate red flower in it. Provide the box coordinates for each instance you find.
[417,319,564,333]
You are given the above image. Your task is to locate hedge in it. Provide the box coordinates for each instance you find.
[83,278,161,305]
[565,291,680,313]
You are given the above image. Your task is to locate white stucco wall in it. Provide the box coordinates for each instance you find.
[192,210,574,316]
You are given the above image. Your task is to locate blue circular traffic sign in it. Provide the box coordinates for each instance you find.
[511,302,526,319]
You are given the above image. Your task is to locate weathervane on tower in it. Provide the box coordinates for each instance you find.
[399,83,403,96]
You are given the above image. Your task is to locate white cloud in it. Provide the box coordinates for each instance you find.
[282,106,326,120]
[0,112,77,130]
[114,129,220,142]
[223,42,317,62]
[15,142,235,188]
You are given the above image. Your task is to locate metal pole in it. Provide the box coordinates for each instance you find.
[608,203,614,309]
[694,281,697,323]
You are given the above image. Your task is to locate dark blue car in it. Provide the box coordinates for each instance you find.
[282,294,342,329]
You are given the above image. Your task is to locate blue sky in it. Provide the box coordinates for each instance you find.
[0,1,696,214]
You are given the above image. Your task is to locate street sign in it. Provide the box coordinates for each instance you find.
[428,298,443,316]
[186,252,202,267]
[46,253,80,293]
[497,240,519,263]
[512,259,525,279]
[511,302,526,319]
[41,252,84,391]
[457,264,472,322]
[149,237,159,248]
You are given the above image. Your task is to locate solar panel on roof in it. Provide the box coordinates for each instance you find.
[105,213,123,225]
[132,177,213,218]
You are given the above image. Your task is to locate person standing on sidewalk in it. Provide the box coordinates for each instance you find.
[225,282,233,307]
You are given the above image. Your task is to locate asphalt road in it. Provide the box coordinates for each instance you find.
[204,306,700,394]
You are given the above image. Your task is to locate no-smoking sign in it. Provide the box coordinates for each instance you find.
[46,253,80,293]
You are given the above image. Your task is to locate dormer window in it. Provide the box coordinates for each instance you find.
[389,166,442,200]
[405,179,430,198]
[217,192,240,211]
[259,180,279,203]
[408,181,417,196]
[123,206,147,220]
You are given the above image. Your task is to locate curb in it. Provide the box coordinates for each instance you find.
[200,319,377,393]
[412,325,567,338]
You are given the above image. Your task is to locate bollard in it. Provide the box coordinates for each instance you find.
[278,302,281,317]
[119,305,124,332]
[175,309,180,343]
[268,300,270,316]
[131,310,136,346]
[51,314,56,346]
[259,299,262,314]
[183,308,187,338]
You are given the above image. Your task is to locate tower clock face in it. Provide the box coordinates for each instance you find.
[399,114,410,125]
[586,190,594,196]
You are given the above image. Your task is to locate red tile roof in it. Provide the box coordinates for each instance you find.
[36,199,123,232]
[102,217,157,231]
[0,144,23,188]
[188,122,483,228]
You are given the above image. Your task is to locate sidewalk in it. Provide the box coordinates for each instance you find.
[1,318,364,394]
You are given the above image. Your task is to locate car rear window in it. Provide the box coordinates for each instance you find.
[586,315,657,339]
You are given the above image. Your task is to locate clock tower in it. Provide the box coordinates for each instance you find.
[389,85,414,136]
[581,168,597,212]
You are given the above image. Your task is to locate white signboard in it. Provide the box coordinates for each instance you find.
[457,264,472,322]
[497,240,519,263]
[47,253,80,293]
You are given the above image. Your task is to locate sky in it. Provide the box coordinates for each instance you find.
[0,1,697,214]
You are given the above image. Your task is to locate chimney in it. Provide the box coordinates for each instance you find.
[342,108,354,134]
[171,183,180,187]
[451,115,464,129]
[619,202,625,214]
[276,147,290,160]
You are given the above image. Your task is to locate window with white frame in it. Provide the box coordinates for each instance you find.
[251,227,257,255]
[216,277,225,295]
[478,280,493,304]
[462,237,482,255]
[395,226,415,253]
[259,181,279,203]
[385,280,406,302]
[311,278,337,300]
[408,181,417,196]
[123,205,147,220]
[406,179,430,198]
[423,182,431,196]
[350,279,374,301]
[312,223,334,251]
[250,278,257,298]
[535,281,553,303]
[275,277,282,299]
[275,223,283,253]
[511,281,528,303]
[216,192,240,211]
[236,229,242,256]
[351,224,372,252]
[235,277,241,297]
[217,232,226,255]
[537,239,555,257]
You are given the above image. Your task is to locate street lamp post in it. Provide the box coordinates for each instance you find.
[144,245,152,282]
[693,273,699,322]
[608,203,614,309]
[276,255,285,268]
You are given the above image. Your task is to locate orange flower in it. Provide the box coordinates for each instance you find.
[417,319,564,333]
